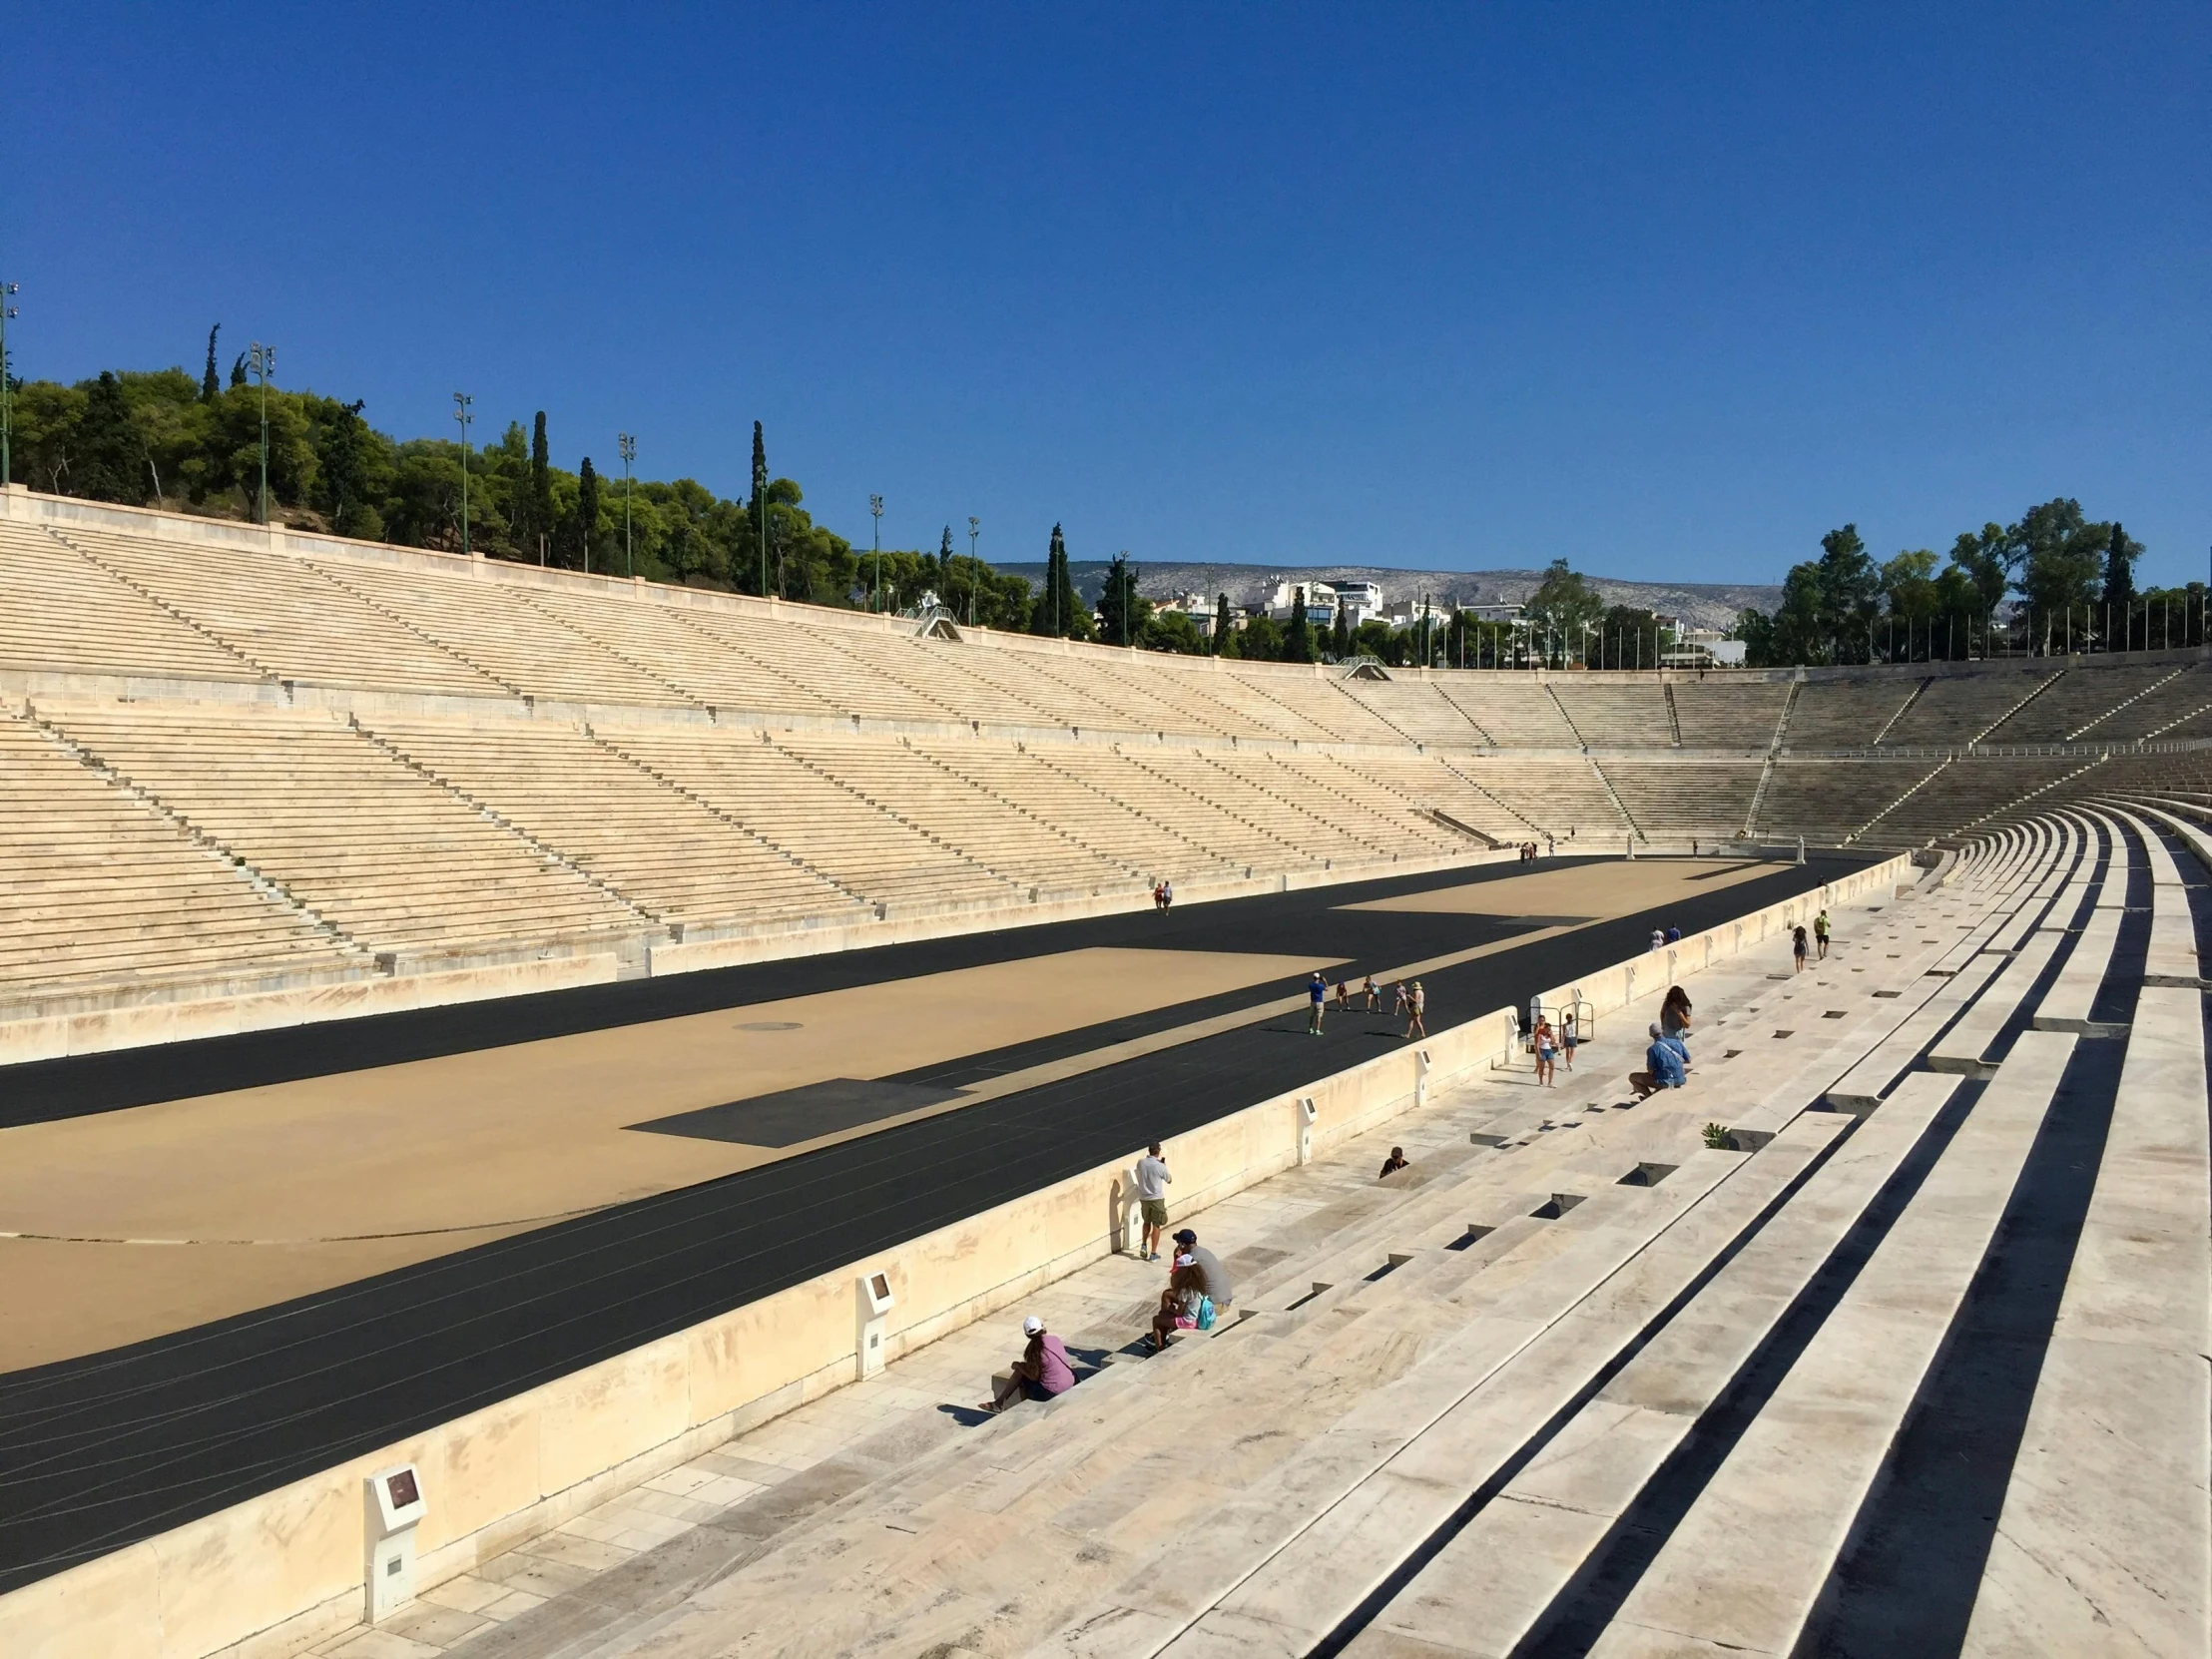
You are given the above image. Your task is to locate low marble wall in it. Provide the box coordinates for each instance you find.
[0,854,1910,1659]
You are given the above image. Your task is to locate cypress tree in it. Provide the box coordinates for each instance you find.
[2101,521,2138,620]
[1285,587,1314,663]
[1031,524,1063,635]
[938,526,954,601]
[1213,593,1233,656]
[576,456,601,572]
[76,372,147,504]
[527,411,552,563]
[229,351,248,388]
[750,421,769,595]
[1331,601,1353,660]
[202,325,222,402]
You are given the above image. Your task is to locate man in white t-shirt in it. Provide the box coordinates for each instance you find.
[1133,1142,1171,1261]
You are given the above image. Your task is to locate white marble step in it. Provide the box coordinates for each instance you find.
[1579,1031,2079,1659]
[1127,1122,1853,1659]
[1342,1070,1962,1659]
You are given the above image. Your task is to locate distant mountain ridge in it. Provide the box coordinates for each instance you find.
[994,561,1782,632]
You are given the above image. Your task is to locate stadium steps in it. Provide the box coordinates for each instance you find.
[1847,755,1950,843]
[902,742,1152,880]
[1771,676,1802,750]
[1662,680,1684,746]
[2065,663,2185,738]
[579,729,870,910]
[18,704,368,959]
[35,525,270,682]
[767,736,1037,895]
[1589,757,1645,842]
[1968,661,2067,743]
[1950,753,2110,840]
[1546,682,1589,749]
[1741,751,1776,838]
[510,590,728,712]
[1432,757,1543,836]
[348,716,665,928]
[1869,674,1931,744]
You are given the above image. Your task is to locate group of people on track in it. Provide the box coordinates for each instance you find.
[1306,970,1424,1039]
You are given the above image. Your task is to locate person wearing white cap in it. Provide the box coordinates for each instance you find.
[982,1315,1076,1412]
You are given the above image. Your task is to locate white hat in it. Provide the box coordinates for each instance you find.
[1649,1022,1663,1037]
[1175,1253,1195,1267]
[1021,1316,1043,1336]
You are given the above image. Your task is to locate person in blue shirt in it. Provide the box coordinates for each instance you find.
[1631,1021,1687,1096]
[1307,971,1328,1035]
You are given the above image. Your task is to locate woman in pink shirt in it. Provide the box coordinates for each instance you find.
[983,1316,1077,1411]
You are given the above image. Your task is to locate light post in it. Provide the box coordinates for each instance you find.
[0,271,17,488]
[618,432,636,577]
[250,342,276,523]
[450,392,473,555]
[966,516,979,625]
[869,494,884,611]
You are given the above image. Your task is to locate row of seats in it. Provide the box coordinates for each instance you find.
[9,515,2207,749]
[548,806,2196,1659]
[3,688,2185,1003]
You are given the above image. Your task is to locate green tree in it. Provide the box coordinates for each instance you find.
[1283,587,1315,663]
[1241,613,1286,661]
[1522,559,1605,665]
[74,371,149,504]
[1813,525,1881,661]
[574,456,602,571]
[1213,593,1233,656]
[229,351,247,388]
[1330,601,1354,660]
[1141,608,1205,654]
[201,325,221,403]
[2014,497,2104,644]
[315,399,386,540]
[749,421,769,594]
[2101,522,2140,619]
[936,526,953,600]
[1096,551,1147,646]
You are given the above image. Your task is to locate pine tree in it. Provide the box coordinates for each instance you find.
[576,456,601,572]
[202,325,222,402]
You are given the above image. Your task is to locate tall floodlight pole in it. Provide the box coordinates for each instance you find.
[967,516,979,625]
[250,342,276,523]
[451,391,474,555]
[869,494,884,611]
[618,432,636,577]
[0,272,18,488]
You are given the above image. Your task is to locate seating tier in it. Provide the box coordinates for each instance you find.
[1550,680,1674,748]
[1599,760,1764,836]
[42,703,642,955]
[1672,678,1790,748]
[0,523,260,684]
[0,711,360,994]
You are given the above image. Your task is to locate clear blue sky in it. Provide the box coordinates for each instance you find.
[8,3,2206,587]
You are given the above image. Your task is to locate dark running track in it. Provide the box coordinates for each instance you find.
[0,852,1857,1594]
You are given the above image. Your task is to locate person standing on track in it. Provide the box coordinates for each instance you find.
[1404,979,1427,1040]
[1133,1142,1171,1260]
[1814,907,1831,959]
[1363,973,1380,1012]
[1308,970,1329,1035]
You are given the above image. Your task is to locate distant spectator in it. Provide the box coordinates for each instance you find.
[1792,925,1809,973]
[1363,974,1381,1012]
[1560,1009,1579,1071]
[1665,924,1682,944]
[1161,878,1173,911]
[1152,881,1168,912]
[1629,1022,1687,1096]
[1171,1228,1234,1310]
[1335,977,1352,1012]
[1661,986,1692,1057]
[1392,980,1409,1018]
[982,1316,1077,1411]
[1380,1146,1410,1179]
[1149,1254,1210,1350]
[1532,1016,1556,1086]
[1545,834,1555,857]
[1404,978,1427,1040]
[1814,908,1831,958]
[1133,1142,1171,1260]
[1308,970,1329,1035]
[1650,928,1665,951]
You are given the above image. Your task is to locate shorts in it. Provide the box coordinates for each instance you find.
[1141,1199,1168,1227]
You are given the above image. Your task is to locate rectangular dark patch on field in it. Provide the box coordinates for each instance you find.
[631,1078,966,1147]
